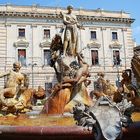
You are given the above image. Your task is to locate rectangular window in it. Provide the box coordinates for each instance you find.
[44,50,51,65]
[18,49,26,66]
[112,32,118,40]
[44,29,50,38]
[91,50,99,65]
[91,31,96,39]
[18,28,25,37]
[113,50,121,66]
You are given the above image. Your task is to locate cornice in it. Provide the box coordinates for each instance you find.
[109,41,122,49]
[40,38,51,48]
[0,11,135,24]
[14,38,29,47]
[87,41,101,48]
[78,15,134,24]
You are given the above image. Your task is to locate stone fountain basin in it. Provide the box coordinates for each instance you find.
[0,113,93,140]
[0,112,140,140]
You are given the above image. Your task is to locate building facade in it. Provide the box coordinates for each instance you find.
[0,4,135,91]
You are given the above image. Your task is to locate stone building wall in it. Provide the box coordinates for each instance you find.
[0,4,135,92]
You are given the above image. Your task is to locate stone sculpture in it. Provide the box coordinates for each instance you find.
[60,5,84,57]
[90,72,117,100]
[73,96,134,140]
[0,62,45,114]
[113,69,140,108]
[42,6,91,114]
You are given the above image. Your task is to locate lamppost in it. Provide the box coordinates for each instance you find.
[29,63,37,88]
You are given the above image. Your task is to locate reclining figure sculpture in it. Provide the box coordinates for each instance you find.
[0,62,45,114]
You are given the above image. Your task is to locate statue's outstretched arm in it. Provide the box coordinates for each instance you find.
[0,71,9,78]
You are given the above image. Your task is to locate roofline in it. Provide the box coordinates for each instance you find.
[0,11,135,24]
[0,3,134,24]
[0,3,130,14]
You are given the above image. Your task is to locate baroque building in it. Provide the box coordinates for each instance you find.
[0,4,135,91]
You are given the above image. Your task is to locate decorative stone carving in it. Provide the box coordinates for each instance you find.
[0,62,46,114]
[40,38,51,48]
[109,41,122,49]
[41,31,92,114]
[14,38,29,47]
[87,41,101,48]
[73,96,134,140]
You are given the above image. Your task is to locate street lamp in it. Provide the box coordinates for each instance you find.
[29,63,37,88]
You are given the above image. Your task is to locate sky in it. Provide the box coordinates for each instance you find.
[0,0,140,45]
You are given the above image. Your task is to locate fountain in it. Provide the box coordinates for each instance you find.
[0,5,140,140]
